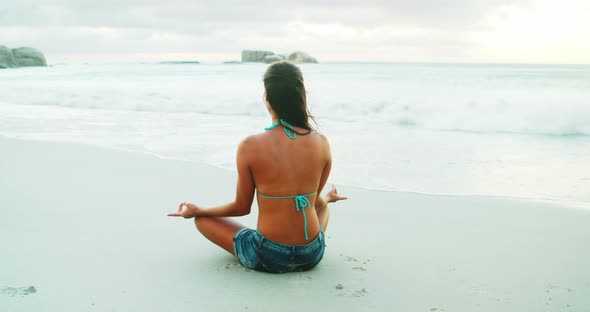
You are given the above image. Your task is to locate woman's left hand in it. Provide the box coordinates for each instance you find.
[326,185,348,203]
[167,202,202,218]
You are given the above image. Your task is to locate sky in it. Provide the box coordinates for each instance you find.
[1,0,589,63]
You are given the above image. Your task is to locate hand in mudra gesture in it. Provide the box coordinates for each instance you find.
[326,185,348,203]
[167,202,202,218]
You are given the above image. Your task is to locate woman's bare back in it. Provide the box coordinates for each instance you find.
[168,61,346,273]
[247,126,331,245]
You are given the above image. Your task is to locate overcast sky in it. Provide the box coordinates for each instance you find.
[1,0,589,63]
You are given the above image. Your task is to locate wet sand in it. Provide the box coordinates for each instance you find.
[1,137,589,311]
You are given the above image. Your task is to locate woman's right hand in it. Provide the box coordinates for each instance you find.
[326,185,348,203]
[167,202,202,218]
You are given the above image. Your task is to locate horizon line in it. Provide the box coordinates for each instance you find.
[46,60,590,66]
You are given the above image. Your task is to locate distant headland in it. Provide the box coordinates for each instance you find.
[1,46,319,66]
[241,50,318,64]
[0,46,47,68]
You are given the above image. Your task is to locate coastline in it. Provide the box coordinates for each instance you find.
[1,137,589,311]
[2,62,589,207]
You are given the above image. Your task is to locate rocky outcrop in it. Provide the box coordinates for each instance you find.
[0,46,17,68]
[241,50,318,64]
[12,47,47,67]
[263,54,284,64]
[288,51,318,63]
[241,50,275,62]
[0,46,47,68]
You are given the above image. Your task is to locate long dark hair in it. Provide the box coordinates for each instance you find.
[263,61,316,133]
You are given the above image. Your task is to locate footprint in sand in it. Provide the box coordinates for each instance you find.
[335,254,371,298]
[545,284,576,309]
[339,254,357,262]
[335,286,368,298]
[219,262,247,272]
[1,286,37,297]
[546,284,575,294]
[339,254,370,271]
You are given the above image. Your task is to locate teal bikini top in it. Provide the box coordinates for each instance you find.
[263,119,298,139]
[259,119,316,240]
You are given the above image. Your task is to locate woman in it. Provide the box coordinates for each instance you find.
[168,61,347,273]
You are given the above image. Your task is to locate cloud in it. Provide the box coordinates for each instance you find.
[1,0,529,29]
[0,0,587,63]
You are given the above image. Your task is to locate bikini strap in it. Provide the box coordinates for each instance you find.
[257,191,317,240]
[257,191,317,199]
[264,119,297,139]
[294,195,312,240]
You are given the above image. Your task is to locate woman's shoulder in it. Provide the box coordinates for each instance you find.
[314,131,329,142]
[239,130,329,150]
[236,132,269,154]
[239,132,266,146]
[308,130,330,148]
[237,134,261,152]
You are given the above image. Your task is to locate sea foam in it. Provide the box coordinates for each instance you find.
[1,62,589,206]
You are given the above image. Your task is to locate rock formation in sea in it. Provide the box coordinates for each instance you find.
[241,50,275,62]
[288,51,318,63]
[0,46,47,68]
[0,46,17,68]
[241,50,318,64]
[263,54,284,64]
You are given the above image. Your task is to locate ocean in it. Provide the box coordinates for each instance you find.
[1,62,589,207]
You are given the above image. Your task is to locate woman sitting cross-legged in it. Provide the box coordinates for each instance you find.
[167,61,347,273]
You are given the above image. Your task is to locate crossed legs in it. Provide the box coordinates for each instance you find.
[194,205,331,255]
[193,217,245,255]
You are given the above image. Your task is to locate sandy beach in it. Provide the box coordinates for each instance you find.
[1,136,589,311]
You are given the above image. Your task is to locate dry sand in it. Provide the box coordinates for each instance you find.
[1,137,589,311]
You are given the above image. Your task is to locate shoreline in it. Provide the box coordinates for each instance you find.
[2,62,589,207]
[3,134,589,210]
[1,137,589,311]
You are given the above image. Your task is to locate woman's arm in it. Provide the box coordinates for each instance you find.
[168,138,256,218]
[314,134,332,210]
[314,135,347,210]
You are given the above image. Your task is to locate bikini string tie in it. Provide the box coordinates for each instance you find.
[264,119,297,139]
[279,119,297,139]
[294,195,311,240]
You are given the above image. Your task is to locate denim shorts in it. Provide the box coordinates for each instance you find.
[233,227,326,273]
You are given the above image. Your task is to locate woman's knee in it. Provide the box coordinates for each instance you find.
[194,217,214,232]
